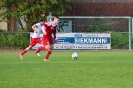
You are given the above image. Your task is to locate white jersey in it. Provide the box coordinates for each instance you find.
[32,23,42,38]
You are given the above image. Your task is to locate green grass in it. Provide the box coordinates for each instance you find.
[0,51,133,88]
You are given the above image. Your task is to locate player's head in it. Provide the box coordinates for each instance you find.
[53,16,60,24]
[39,18,45,25]
[40,12,46,17]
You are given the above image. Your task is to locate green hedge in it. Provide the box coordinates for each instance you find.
[111,33,129,49]
[0,32,129,49]
[0,33,29,49]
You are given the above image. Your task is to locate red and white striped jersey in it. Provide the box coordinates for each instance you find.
[42,21,57,39]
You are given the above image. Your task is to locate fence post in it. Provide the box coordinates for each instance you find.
[129,17,132,50]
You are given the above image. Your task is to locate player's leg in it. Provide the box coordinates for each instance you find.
[44,38,54,61]
[35,46,45,54]
[19,38,36,59]
[35,40,45,56]
[19,45,32,59]
[44,45,53,61]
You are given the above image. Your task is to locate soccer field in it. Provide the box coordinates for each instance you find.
[0,51,133,88]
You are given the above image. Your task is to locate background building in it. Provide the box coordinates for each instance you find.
[64,0,133,16]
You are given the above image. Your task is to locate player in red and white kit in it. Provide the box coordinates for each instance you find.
[36,16,59,61]
[19,19,45,59]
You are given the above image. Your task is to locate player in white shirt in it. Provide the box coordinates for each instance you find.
[19,19,44,59]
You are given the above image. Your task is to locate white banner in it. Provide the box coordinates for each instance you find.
[30,33,111,49]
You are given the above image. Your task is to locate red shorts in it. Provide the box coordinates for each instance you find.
[43,37,54,45]
[30,38,42,46]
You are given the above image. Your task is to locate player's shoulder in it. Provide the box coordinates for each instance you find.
[34,23,40,26]
[52,21,57,27]
[44,21,52,26]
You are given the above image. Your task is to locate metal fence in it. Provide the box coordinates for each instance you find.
[59,16,130,32]
[0,16,132,51]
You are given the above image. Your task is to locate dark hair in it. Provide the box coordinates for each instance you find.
[39,18,45,22]
[41,12,45,14]
[54,16,59,19]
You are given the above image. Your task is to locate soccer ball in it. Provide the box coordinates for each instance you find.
[72,52,78,59]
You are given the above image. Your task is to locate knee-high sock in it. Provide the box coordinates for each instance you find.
[35,46,45,53]
[45,50,52,59]
[20,48,29,55]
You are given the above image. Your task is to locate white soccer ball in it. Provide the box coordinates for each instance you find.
[72,52,78,59]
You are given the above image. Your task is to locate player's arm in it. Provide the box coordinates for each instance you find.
[53,27,58,43]
[42,25,47,35]
[32,24,38,33]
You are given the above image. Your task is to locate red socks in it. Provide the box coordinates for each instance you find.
[20,49,29,55]
[47,50,52,56]
[45,50,52,59]
[41,46,45,50]
[35,46,45,54]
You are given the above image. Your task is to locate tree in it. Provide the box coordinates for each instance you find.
[0,0,71,31]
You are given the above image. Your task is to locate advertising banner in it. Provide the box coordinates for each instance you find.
[30,33,111,49]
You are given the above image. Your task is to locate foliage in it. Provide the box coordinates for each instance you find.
[0,32,129,49]
[111,33,129,49]
[88,19,129,49]
[0,0,72,31]
[0,29,6,32]
[89,19,112,32]
[0,32,29,49]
